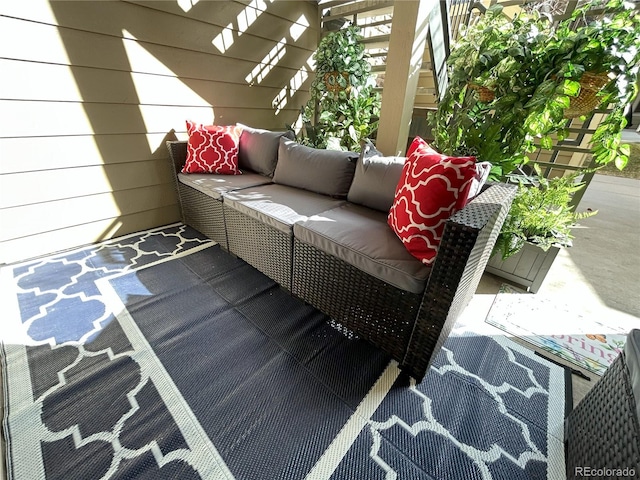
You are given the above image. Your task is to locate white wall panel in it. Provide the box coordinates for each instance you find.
[0,101,214,137]
[0,133,188,174]
[0,16,314,90]
[1,184,176,241]
[1,160,173,209]
[0,0,317,263]
[0,207,180,264]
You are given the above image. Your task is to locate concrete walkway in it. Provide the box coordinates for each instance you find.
[549,174,640,318]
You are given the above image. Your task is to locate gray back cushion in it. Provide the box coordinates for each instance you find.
[347,139,406,212]
[273,138,357,198]
[238,125,294,177]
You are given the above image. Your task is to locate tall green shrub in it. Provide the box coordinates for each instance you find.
[300,25,380,151]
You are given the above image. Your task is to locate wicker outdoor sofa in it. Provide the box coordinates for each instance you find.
[166,129,516,381]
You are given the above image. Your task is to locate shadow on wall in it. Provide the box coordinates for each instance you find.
[46,0,316,244]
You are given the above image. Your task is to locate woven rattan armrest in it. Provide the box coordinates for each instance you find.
[166,141,187,176]
[166,140,188,215]
[402,183,517,380]
[565,352,640,478]
[165,140,231,248]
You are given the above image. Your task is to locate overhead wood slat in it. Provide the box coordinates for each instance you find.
[361,33,390,44]
[358,18,392,28]
[361,34,390,50]
[318,0,359,9]
[322,0,394,22]
[532,144,595,154]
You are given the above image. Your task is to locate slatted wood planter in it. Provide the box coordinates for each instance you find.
[485,243,560,293]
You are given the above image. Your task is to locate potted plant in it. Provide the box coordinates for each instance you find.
[486,166,597,292]
[429,0,640,179]
[296,25,381,151]
[429,0,638,291]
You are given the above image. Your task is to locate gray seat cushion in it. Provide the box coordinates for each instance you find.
[223,184,345,235]
[624,328,640,420]
[293,203,431,293]
[178,172,272,200]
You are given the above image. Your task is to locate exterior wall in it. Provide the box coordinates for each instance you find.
[0,0,318,263]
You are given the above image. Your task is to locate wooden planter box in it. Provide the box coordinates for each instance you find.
[485,243,560,293]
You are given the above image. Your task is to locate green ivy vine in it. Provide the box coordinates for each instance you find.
[429,0,640,180]
[297,25,381,152]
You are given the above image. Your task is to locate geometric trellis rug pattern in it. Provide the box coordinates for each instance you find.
[1,224,567,479]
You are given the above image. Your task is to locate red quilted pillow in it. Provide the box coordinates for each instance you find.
[388,137,476,265]
[182,121,242,174]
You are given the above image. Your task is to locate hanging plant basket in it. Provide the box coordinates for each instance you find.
[468,83,495,102]
[323,71,350,93]
[563,71,610,119]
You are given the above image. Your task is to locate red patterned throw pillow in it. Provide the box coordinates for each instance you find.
[182,121,242,174]
[388,137,476,265]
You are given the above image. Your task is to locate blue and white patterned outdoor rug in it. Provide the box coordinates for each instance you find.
[1,224,568,480]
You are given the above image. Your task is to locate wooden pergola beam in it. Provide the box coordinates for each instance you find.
[375,0,435,156]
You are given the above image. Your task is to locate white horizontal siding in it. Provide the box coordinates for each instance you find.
[1,59,310,112]
[1,160,174,209]
[0,134,188,174]
[0,207,181,263]
[0,0,318,263]
[1,184,177,241]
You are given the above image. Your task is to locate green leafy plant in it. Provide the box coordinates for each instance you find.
[494,166,597,259]
[298,25,380,151]
[429,0,640,179]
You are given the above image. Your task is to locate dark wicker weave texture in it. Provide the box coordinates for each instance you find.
[166,141,187,182]
[566,353,640,479]
[293,240,422,361]
[294,184,516,380]
[402,184,514,379]
[224,205,293,290]
[166,141,228,249]
[179,184,228,249]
